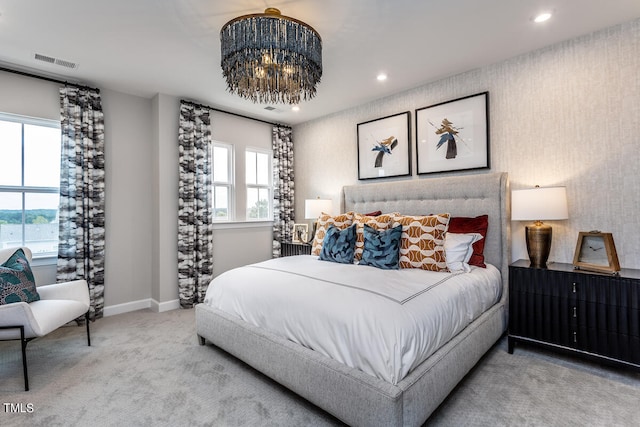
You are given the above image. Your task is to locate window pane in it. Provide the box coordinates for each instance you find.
[0,192,23,248]
[24,193,59,255]
[214,185,228,220]
[247,187,270,219]
[246,187,258,219]
[24,124,61,187]
[256,152,269,185]
[213,146,229,183]
[246,151,256,185]
[258,188,270,218]
[0,120,23,186]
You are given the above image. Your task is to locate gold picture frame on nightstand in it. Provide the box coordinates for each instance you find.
[292,223,309,243]
[572,231,620,274]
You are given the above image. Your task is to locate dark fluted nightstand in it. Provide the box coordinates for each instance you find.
[281,242,312,257]
[508,259,640,370]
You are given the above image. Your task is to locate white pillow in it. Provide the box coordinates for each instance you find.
[445,233,484,272]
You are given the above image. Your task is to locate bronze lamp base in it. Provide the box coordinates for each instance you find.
[525,221,552,268]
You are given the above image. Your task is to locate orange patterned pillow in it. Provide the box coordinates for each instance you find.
[392,213,450,271]
[353,212,397,261]
[311,212,355,256]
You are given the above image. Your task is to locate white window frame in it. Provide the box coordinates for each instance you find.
[245,147,273,221]
[211,141,234,221]
[0,112,61,258]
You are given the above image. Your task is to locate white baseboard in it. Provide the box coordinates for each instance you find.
[103,298,180,317]
[151,298,180,313]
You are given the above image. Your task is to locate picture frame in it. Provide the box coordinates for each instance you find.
[415,92,489,174]
[357,111,411,180]
[572,231,620,274]
[292,223,309,243]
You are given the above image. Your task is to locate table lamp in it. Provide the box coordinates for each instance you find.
[305,198,333,244]
[512,186,568,268]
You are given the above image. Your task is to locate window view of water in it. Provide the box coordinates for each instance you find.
[0,114,61,256]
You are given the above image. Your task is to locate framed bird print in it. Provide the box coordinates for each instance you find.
[357,111,411,180]
[416,92,489,174]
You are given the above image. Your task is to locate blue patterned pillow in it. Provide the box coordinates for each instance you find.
[0,248,40,305]
[319,224,357,264]
[360,224,402,270]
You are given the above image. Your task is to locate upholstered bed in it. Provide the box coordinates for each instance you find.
[196,172,510,426]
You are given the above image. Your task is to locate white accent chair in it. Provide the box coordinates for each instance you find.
[0,247,90,391]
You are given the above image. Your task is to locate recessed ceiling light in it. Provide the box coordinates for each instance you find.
[377,73,387,81]
[534,12,552,23]
[291,106,300,112]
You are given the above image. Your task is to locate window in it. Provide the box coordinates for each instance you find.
[245,148,272,220]
[212,142,233,220]
[0,113,61,256]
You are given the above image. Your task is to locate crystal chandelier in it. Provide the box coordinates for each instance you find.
[220,8,322,104]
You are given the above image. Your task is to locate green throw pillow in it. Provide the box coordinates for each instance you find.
[0,248,40,305]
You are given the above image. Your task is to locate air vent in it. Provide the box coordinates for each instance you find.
[263,106,284,113]
[34,53,78,69]
[54,58,77,69]
[34,53,55,64]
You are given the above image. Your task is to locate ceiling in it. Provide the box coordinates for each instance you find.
[1,0,639,126]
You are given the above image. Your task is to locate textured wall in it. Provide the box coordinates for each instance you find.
[294,18,640,268]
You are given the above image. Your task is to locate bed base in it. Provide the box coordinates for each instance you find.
[197,301,505,427]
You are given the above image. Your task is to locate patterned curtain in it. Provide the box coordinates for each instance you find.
[272,125,295,257]
[177,102,213,308]
[57,86,106,320]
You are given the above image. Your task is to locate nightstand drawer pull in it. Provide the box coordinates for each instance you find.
[573,307,577,318]
[572,282,577,293]
[573,332,577,343]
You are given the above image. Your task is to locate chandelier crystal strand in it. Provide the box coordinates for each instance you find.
[220,8,322,104]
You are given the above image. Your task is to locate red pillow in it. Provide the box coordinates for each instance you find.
[364,210,382,216]
[448,215,488,268]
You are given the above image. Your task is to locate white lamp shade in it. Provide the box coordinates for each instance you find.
[305,199,333,219]
[512,186,568,221]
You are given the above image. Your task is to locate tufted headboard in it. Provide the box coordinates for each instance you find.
[342,172,510,298]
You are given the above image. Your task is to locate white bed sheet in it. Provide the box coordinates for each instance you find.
[203,255,502,384]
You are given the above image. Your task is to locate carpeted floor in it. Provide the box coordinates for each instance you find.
[1,308,639,426]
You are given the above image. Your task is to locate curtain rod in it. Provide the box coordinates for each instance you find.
[180,99,290,129]
[1,66,292,126]
[0,66,100,93]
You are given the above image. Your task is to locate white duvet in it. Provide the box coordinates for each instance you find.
[203,255,502,385]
